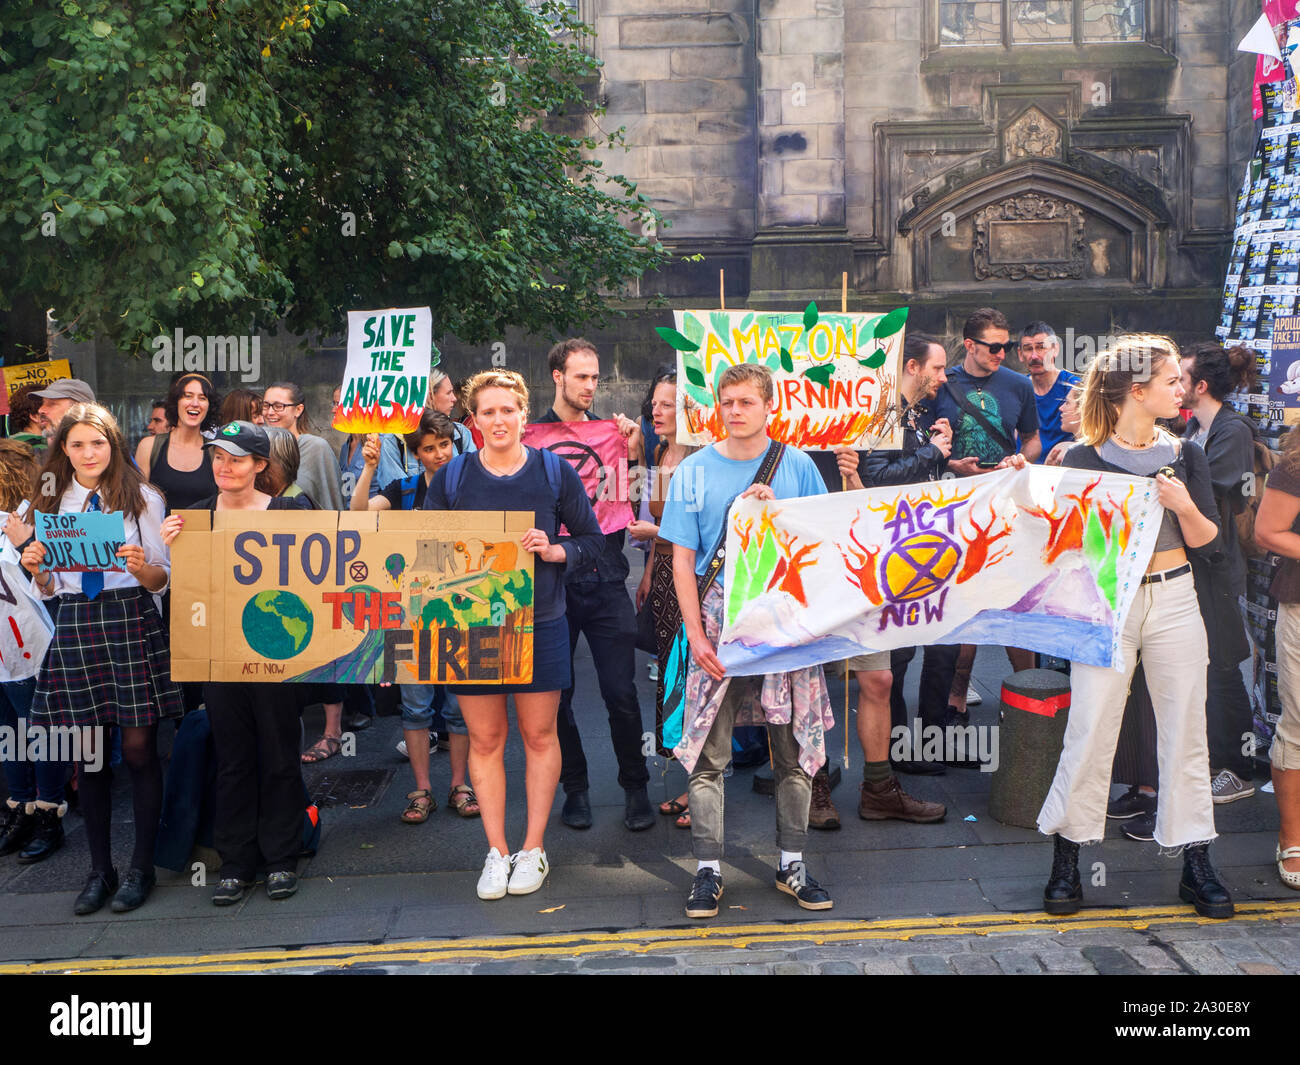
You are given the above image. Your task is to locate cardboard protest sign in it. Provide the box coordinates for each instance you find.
[35,511,127,572]
[0,359,72,418]
[0,560,54,681]
[332,307,433,434]
[169,509,534,685]
[657,305,905,451]
[717,466,1163,675]
[522,420,633,534]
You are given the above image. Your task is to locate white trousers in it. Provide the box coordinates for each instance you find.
[1037,570,1216,849]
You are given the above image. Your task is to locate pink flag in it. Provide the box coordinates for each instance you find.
[523,420,633,535]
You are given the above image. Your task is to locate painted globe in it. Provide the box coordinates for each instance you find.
[880,531,960,603]
[242,590,314,660]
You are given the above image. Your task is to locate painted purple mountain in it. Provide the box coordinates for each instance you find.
[1008,564,1113,625]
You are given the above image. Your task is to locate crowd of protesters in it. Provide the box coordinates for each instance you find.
[0,312,1293,923]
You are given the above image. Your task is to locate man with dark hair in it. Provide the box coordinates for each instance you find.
[146,401,170,437]
[1022,321,1078,464]
[834,332,957,795]
[928,310,1038,743]
[539,338,654,832]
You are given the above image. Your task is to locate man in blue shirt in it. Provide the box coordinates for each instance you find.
[660,363,835,918]
[1023,321,1079,464]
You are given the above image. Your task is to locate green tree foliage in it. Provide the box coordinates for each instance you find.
[0,0,667,354]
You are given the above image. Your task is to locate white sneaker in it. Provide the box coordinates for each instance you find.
[507,848,549,895]
[1211,769,1256,805]
[966,685,982,707]
[477,848,513,900]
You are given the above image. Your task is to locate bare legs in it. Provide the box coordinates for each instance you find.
[459,691,561,854]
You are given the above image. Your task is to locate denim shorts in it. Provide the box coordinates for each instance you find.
[399,684,467,735]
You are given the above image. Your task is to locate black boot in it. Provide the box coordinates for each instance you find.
[0,802,35,857]
[623,786,654,831]
[1043,834,1082,914]
[1179,843,1234,919]
[17,804,65,865]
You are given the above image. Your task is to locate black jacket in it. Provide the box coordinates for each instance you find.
[1183,405,1255,595]
[1064,439,1247,667]
[859,403,947,487]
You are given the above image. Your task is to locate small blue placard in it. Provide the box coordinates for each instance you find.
[35,511,128,572]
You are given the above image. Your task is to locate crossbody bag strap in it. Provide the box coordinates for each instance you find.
[696,440,786,603]
[944,381,1015,454]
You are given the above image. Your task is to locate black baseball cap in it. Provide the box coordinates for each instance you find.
[205,421,270,458]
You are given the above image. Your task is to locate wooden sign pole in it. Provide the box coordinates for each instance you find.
[719,268,725,311]
[841,271,848,314]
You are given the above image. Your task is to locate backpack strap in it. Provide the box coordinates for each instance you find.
[697,440,786,601]
[442,452,469,508]
[398,472,422,511]
[539,446,564,500]
[149,430,168,476]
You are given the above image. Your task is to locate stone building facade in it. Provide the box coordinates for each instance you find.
[71,1,1266,429]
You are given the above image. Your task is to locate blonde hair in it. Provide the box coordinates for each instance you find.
[462,370,529,417]
[1077,333,1180,447]
[717,363,774,405]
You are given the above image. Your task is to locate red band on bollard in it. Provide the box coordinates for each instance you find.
[1001,687,1071,718]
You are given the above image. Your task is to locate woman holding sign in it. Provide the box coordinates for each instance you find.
[20,404,183,916]
[422,370,603,900]
[1037,335,1233,920]
[161,422,314,906]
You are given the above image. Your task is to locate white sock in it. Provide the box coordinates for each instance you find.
[697,860,721,875]
[780,850,802,870]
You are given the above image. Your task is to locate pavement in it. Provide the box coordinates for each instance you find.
[2,554,1297,975]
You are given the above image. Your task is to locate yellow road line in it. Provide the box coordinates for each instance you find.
[6,900,1299,975]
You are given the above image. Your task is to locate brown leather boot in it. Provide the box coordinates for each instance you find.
[858,775,946,823]
[808,767,840,830]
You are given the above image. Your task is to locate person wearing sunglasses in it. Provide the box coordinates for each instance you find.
[926,308,1040,751]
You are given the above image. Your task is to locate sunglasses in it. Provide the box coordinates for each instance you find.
[972,339,1019,356]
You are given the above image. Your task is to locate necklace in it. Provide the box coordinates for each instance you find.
[1112,429,1157,449]
[481,447,527,477]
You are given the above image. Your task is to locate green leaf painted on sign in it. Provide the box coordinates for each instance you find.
[710,311,732,343]
[803,301,818,332]
[682,379,713,407]
[681,312,705,345]
[860,348,886,369]
[779,348,794,373]
[764,350,781,370]
[655,326,700,352]
[802,363,835,387]
[872,306,909,339]
[683,359,707,389]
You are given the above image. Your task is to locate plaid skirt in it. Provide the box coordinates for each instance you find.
[31,586,185,729]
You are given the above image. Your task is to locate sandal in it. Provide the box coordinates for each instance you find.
[447,784,481,819]
[301,736,341,764]
[1277,845,1300,890]
[658,798,688,817]
[402,790,435,824]
[675,810,691,830]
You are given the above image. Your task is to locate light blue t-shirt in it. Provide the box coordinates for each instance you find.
[659,443,827,584]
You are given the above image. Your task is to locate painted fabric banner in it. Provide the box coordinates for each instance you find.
[522,420,633,534]
[657,305,905,451]
[169,509,534,685]
[332,307,433,434]
[718,466,1164,675]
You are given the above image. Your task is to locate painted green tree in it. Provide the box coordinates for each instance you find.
[0,0,667,358]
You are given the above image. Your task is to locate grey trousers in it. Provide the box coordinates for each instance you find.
[688,677,811,860]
